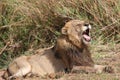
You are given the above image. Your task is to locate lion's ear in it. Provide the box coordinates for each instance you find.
[61,27,67,35]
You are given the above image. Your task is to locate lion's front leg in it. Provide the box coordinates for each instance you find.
[62,57,73,73]
[94,65,114,73]
[72,65,114,74]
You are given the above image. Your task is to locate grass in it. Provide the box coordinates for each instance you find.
[0,0,120,69]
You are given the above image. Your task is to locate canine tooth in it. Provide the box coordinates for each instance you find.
[88,25,92,29]
[82,26,88,31]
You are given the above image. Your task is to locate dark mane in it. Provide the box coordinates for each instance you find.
[53,35,94,67]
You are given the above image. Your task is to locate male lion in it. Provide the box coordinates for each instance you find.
[3,20,113,80]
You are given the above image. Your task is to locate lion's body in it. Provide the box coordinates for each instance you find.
[4,48,65,79]
[3,20,113,79]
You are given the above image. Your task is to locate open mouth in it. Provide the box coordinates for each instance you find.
[82,28,91,42]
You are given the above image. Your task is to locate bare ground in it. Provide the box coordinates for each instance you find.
[0,44,120,80]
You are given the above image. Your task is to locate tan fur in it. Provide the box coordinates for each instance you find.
[3,47,65,79]
[3,20,112,79]
[53,20,94,72]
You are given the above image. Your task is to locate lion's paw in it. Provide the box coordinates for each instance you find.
[103,66,114,73]
[94,65,114,73]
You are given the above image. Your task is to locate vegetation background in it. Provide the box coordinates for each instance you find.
[0,0,120,79]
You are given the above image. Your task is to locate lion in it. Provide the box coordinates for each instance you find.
[3,20,113,80]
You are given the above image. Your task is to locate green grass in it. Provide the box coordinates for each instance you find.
[0,0,120,69]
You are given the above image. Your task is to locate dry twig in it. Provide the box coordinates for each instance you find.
[0,42,10,55]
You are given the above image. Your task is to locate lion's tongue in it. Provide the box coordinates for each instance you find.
[83,34,91,41]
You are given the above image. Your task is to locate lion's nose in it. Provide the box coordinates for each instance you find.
[84,23,89,26]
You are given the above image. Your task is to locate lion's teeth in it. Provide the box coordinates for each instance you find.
[82,26,88,31]
[88,25,92,29]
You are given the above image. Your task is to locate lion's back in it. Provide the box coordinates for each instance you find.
[29,48,65,75]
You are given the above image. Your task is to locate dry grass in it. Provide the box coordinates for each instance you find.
[0,0,120,68]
